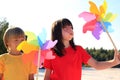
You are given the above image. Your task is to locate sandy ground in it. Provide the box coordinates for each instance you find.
[34,67,120,80]
[81,67,120,80]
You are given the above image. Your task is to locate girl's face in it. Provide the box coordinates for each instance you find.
[7,35,25,52]
[62,25,73,41]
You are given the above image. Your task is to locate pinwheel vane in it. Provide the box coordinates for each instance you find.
[79,0,117,50]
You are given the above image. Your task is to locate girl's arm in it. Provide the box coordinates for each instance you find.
[88,50,120,70]
[44,68,52,80]
[29,74,34,80]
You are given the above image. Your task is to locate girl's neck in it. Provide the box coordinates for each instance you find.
[63,40,70,48]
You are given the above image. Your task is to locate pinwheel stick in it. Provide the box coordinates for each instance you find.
[36,48,41,80]
[100,20,117,50]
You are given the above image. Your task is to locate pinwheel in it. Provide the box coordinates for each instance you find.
[17,28,57,80]
[79,0,117,50]
[17,31,57,64]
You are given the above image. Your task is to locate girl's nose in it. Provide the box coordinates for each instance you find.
[69,28,73,33]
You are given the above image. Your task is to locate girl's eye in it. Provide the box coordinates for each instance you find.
[64,27,72,31]
[64,28,67,31]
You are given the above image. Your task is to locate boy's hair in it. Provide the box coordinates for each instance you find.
[3,27,25,48]
[51,18,76,57]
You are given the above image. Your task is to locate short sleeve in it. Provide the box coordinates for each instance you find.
[79,46,91,64]
[44,59,52,69]
[0,55,4,73]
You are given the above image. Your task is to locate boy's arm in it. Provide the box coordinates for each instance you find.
[0,73,3,80]
[29,74,34,80]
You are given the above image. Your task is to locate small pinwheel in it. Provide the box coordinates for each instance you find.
[17,28,57,67]
[79,0,117,40]
[17,28,57,80]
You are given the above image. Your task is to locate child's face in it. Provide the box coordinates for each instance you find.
[7,35,25,52]
[62,25,73,41]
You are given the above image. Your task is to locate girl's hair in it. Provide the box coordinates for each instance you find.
[51,18,76,57]
[3,27,25,49]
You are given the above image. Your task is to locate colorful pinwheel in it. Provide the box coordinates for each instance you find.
[17,28,57,80]
[17,28,57,68]
[79,0,117,40]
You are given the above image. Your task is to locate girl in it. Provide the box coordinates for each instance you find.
[44,18,120,80]
[0,27,37,80]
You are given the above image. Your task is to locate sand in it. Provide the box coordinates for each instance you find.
[34,67,120,80]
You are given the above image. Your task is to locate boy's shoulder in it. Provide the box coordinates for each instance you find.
[0,53,9,58]
[0,53,8,56]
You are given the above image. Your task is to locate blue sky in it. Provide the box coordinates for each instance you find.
[0,0,120,49]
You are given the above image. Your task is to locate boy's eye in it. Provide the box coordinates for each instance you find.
[21,39,25,41]
[15,39,18,41]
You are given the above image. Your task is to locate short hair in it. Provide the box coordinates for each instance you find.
[3,27,25,48]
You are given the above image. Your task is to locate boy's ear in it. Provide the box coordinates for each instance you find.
[5,41,9,48]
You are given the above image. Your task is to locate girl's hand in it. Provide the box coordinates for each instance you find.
[113,49,120,65]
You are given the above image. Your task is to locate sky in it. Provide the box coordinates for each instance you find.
[0,0,120,49]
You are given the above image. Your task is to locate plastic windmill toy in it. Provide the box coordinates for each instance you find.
[79,0,117,50]
[17,28,57,80]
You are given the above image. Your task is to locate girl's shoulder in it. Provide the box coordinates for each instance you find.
[75,45,87,52]
[75,45,84,49]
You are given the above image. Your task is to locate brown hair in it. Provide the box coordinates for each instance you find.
[3,27,25,49]
[51,18,76,57]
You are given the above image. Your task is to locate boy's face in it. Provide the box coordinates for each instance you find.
[7,35,25,52]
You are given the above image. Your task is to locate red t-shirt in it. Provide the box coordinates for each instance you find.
[44,46,91,80]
